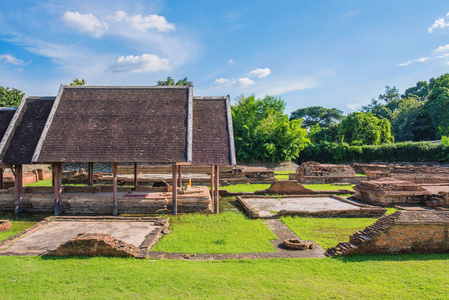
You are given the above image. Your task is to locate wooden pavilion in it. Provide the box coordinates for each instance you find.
[0,85,235,215]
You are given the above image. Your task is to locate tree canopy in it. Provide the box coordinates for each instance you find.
[0,86,23,107]
[156,77,192,86]
[338,112,394,145]
[289,106,344,128]
[70,78,86,86]
[232,94,309,162]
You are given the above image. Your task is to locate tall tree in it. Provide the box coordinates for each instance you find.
[424,73,449,137]
[0,86,23,107]
[361,85,401,120]
[403,80,429,101]
[289,106,344,128]
[70,78,86,86]
[338,112,394,145]
[156,76,192,86]
[232,94,309,162]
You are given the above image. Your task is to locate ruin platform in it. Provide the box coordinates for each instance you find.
[237,194,386,219]
[0,216,169,257]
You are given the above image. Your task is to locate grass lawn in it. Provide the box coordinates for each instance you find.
[303,183,355,191]
[0,254,448,299]
[274,170,294,180]
[281,216,378,249]
[0,214,44,242]
[25,179,89,187]
[152,212,276,253]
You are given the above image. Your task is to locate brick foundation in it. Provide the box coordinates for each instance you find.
[326,210,449,256]
[0,220,11,232]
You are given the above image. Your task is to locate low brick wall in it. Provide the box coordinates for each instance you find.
[0,220,11,232]
[326,210,449,256]
[0,186,212,214]
[289,174,365,184]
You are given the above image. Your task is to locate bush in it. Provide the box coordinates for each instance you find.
[298,141,449,163]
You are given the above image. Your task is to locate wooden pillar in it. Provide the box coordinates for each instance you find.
[52,163,62,215]
[88,162,94,186]
[178,165,182,188]
[210,165,214,200]
[172,163,178,215]
[14,164,23,214]
[112,162,118,216]
[133,162,138,189]
[214,165,219,214]
[0,168,3,190]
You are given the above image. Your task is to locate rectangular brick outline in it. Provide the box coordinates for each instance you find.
[0,216,169,257]
[236,194,386,219]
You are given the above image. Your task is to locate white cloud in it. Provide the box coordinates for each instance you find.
[109,54,171,73]
[259,79,318,95]
[231,77,255,88]
[108,11,175,32]
[214,78,230,85]
[429,12,449,32]
[248,67,271,78]
[399,53,449,66]
[347,103,365,111]
[434,44,449,52]
[228,59,234,64]
[62,11,108,38]
[0,54,26,66]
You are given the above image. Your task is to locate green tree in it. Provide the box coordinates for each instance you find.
[0,86,23,107]
[70,78,86,86]
[232,94,309,162]
[307,123,340,143]
[156,76,192,86]
[338,112,394,145]
[361,85,401,120]
[403,80,429,101]
[424,73,449,137]
[289,106,344,128]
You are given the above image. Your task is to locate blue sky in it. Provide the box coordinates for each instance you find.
[1,0,449,115]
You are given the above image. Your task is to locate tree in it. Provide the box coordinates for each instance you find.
[338,112,394,145]
[70,78,86,86]
[308,123,340,143]
[424,73,449,137]
[0,86,23,107]
[403,80,429,101]
[232,94,309,162]
[361,85,401,120]
[289,106,344,128]
[156,76,192,86]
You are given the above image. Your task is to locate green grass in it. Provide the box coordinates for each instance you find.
[303,183,355,191]
[222,183,271,193]
[152,212,276,253]
[25,179,89,187]
[0,214,44,242]
[0,255,448,299]
[281,216,378,249]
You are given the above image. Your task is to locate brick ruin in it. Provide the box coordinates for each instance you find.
[1,167,52,189]
[0,220,11,232]
[353,178,449,208]
[289,161,365,184]
[254,180,354,196]
[326,210,449,256]
[0,186,212,214]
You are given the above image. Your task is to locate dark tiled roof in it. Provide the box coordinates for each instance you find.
[0,97,55,164]
[35,86,192,163]
[0,108,16,140]
[192,97,236,165]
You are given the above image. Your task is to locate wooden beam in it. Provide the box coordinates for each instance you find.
[0,168,3,190]
[14,164,23,214]
[214,165,219,214]
[133,162,138,188]
[172,163,178,215]
[88,162,94,186]
[178,165,182,188]
[52,163,62,215]
[112,162,118,216]
[173,162,192,166]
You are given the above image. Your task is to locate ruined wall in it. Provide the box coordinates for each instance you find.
[289,161,365,184]
[326,211,449,256]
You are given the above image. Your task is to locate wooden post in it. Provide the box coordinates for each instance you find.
[53,163,62,215]
[14,164,23,214]
[214,165,219,214]
[210,165,214,199]
[88,162,94,186]
[178,165,182,188]
[0,168,3,190]
[172,163,177,215]
[112,162,118,216]
[133,162,138,189]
